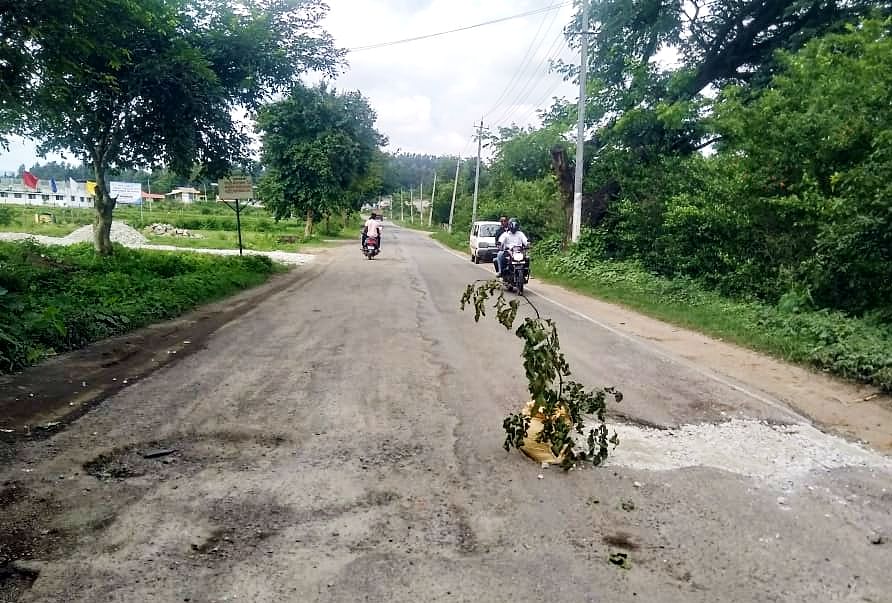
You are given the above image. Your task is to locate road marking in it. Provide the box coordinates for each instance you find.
[425,232,808,425]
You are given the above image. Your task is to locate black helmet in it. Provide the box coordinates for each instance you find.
[508,218,519,233]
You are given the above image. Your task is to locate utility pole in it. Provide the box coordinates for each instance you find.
[572,2,590,243]
[410,185,414,223]
[428,170,437,227]
[471,119,483,231]
[448,159,460,233]
[419,179,424,226]
[400,188,404,222]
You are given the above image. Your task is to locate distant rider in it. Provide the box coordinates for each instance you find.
[492,215,509,275]
[362,212,382,250]
[495,218,528,277]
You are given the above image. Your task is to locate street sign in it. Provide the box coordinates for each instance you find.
[110,181,143,205]
[217,176,253,200]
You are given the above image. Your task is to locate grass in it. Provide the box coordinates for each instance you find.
[0,202,361,252]
[431,230,467,252]
[392,218,441,233]
[431,228,892,391]
[538,252,892,392]
[0,240,279,374]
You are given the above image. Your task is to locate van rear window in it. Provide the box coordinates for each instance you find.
[478,224,499,237]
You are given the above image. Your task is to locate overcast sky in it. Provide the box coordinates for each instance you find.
[0,0,578,172]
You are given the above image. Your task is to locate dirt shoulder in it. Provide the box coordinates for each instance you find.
[0,259,327,435]
[426,234,892,453]
[528,278,892,452]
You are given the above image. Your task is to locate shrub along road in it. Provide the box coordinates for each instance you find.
[1,227,890,601]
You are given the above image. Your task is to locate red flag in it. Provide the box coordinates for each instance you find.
[22,171,38,189]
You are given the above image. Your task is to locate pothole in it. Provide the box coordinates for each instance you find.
[593,418,892,485]
[0,563,39,600]
[83,430,290,481]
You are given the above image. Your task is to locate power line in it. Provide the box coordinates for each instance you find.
[488,30,569,130]
[487,28,566,127]
[347,2,571,52]
[509,36,577,127]
[482,3,558,119]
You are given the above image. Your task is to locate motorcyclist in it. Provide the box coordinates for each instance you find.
[362,212,382,250]
[495,218,528,277]
[492,215,509,275]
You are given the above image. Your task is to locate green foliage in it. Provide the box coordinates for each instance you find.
[460,280,621,468]
[713,19,892,314]
[14,0,342,254]
[0,240,275,373]
[541,252,892,393]
[256,84,384,231]
[558,20,892,317]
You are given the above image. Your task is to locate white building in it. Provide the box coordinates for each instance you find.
[165,187,202,203]
[0,178,93,207]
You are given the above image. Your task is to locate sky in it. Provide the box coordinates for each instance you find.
[0,0,579,172]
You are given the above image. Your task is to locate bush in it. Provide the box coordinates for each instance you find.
[0,241,276,373]
[540,250,892,392]
[0,206,13,226]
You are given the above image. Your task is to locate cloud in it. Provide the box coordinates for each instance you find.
[326,0,578,157]
[0,1,579,170]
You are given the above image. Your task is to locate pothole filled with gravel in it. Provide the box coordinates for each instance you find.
[591,418,892,485]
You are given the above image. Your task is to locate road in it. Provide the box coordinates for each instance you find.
[1,226,891,602]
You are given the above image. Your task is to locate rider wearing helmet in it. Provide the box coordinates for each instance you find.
[494,218,529,276]
[362,212,382,250]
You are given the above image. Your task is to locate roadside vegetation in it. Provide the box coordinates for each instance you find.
[393,13,892,392]
[0,202,360,250]
[0,240,278,374]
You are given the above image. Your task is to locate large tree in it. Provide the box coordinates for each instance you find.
[15,0,342,254]
[256,84,384,236]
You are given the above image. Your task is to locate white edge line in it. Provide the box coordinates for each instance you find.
[424,231,808,425]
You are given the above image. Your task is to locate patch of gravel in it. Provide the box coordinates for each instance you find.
[0,222,147,246]
[591,418,892,486]
[137,244,313,266]
[0,222,313,265]
[63,222,148,246]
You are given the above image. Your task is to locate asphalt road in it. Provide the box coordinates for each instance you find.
[2,226,891,602]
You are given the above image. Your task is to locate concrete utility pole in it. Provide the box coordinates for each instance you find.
[428,171,437,227]
[400,189,404,221]
[471,120,484,231]
[410,185,414,223]
[419,179,424,225]
[448,159,460,233]
[572,1,590,243]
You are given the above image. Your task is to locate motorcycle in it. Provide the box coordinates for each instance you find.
[362,236,380,259]
[499,245,530,294]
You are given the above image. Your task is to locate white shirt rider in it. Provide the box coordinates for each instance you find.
[364,217,381,239]
[498,230,528,250]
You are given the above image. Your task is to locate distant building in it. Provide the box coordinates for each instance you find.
[165,187,202,203]
[0,177,93,207]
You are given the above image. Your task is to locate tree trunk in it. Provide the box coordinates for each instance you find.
[304,209,314,237]
[92,161,115,255]
[342,210,348,229]
[324,213,330,233]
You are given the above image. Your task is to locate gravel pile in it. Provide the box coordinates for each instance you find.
[592,418,892,486]
[63,222,148,246]
[0,221,313,265]
[145,223,203,238]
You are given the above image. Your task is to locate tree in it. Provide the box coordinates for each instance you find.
[713,18,892,313]
[17,0,342,254]
[562,0,886,111]
[256,84,384,236]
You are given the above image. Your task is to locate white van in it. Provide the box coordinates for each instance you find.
[469,221,502,264]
